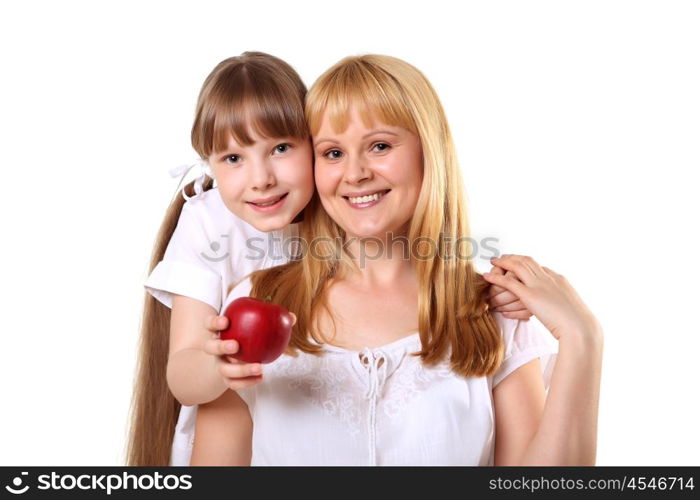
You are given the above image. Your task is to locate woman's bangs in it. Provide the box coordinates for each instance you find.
[308,64,416,135]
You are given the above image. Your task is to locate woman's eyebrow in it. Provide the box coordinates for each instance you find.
[314,130,399,147]
[362,129,399,139]
[313,138,339,147]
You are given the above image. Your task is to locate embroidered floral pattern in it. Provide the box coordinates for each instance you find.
[265,339,458,437]
[270,352,367,437]
[380,350,455,421]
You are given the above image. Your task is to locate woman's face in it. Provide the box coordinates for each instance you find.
[313,108,423,240]
[208,130,314,232]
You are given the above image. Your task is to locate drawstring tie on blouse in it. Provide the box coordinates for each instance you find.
[359,348,388,466]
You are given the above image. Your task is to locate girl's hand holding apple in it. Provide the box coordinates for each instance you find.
[201,297,296,391]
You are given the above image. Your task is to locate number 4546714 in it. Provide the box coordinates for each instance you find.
[627,477,695,491]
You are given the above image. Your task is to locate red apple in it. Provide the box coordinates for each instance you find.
[219,297,294,364]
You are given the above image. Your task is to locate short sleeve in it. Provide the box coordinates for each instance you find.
[221,277,253,314]
[491,312,559,393]
[144,201,223,310]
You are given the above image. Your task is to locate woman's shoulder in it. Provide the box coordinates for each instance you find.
[489,311,557,355]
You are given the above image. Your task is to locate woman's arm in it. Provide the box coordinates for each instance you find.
[190,389,253,466]
[167,294,228,406]
[493,329,603,465]
[485,255,604,466]
[518,327,603,465]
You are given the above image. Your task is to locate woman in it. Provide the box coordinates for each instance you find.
[190,54,603,466]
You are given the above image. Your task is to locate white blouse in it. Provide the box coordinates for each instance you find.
[141,187,297,466]
[144,187,297,311]
[228,279,559,466]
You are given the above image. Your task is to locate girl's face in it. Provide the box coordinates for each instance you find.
[209,131,314,232]
[313,108,423,240]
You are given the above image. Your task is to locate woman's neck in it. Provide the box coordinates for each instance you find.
[342,234,416,289]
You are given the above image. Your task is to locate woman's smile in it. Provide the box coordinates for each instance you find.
[342,189,391,208]
[313,108,423,240]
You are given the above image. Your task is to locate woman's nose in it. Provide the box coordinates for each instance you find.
[343,155,372,184]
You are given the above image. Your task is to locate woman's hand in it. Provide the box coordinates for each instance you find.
[484,264,533,320]
[482,254,602,341]
[201,312,297,391]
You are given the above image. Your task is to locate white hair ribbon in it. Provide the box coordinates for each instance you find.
[169,158,213,201]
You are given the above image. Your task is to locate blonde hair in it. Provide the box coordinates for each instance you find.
[126,52,308,466]
[250,54,503,377]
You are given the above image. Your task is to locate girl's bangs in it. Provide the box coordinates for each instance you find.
[201,70,309,155]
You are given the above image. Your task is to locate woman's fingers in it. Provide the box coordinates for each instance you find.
[483,267,529,298]
[484,265,508,299]
[488,255,544,286]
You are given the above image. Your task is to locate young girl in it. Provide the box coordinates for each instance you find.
[126,52,534,466]
[190,54,603,466]
[126,51,313,466]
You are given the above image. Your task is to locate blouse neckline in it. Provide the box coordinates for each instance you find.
[318,331,421,354]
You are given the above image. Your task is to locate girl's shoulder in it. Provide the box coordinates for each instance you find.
[181,187,230,225]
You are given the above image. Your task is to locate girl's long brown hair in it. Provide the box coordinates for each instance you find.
[249,55,504,377]
[126,52,309,466]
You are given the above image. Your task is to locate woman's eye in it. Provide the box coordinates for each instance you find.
[274,143,291,154]
[323,149,343,160]
[373,142,391,152]
[224,154,241,164]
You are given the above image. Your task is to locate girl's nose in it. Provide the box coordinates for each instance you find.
[250,161,277,191]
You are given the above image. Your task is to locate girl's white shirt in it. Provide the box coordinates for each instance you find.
[220,279,559,466]
[142,187,298,465]
[144,187,297,311]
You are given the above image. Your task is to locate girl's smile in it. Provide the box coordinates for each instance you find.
[209,132,313,232]
[247,192,289,212]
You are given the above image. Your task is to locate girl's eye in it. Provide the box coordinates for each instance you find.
[224,154,241,165]
[323,149,343,160]
[274,143,291,154]
[373,142,391,152]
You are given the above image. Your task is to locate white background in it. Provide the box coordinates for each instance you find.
[0,0,697,465]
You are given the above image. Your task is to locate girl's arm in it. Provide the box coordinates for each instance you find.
[485,255,604,466]
[167,295,228,406]
[190,389,253,466]
[167,295,266,406]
